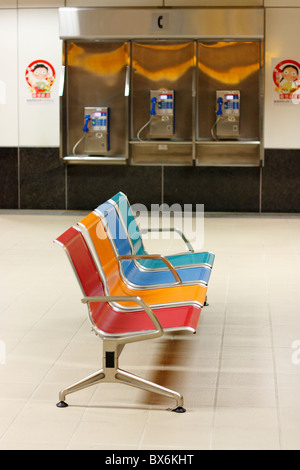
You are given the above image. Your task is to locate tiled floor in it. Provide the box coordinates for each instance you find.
[0,210,300,450]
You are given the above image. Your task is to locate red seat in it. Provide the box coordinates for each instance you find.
[54,225,202,412]
[56,226,201,335]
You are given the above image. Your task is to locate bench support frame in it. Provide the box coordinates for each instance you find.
[56,295,186,412]
[56,339,185,412]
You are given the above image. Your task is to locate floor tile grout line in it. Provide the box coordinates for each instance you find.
[0,286,73,360]
[0,288,84,441]
[64,380,100,450]
[137,407,151,450]
[260,217,283,450]
[0,316,88,444]
[208,219,235,450]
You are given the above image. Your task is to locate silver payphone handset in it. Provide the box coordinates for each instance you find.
[211,90,240,140]
[72,106,110,155]
[137,90,175,140]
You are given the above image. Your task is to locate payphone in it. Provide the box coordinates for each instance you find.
[73,106,110,155]
[149,90,175,138]
[214,90,240,139]
[137,90,175,140]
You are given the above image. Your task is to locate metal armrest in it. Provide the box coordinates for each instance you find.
[139,227,194,253]
[118,254,182,284]
[81,295,163,344]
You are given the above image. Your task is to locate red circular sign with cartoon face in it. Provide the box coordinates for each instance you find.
[25,60,56,95]
[273,59,300,95]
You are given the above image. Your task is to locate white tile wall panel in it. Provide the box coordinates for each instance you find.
[18,9,62,147]
[0,9,18,146]
[264,8,300,148]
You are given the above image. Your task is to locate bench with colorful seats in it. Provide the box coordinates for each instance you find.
[54,195,214,412]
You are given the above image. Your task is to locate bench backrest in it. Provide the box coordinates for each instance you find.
[55,226,104,297]
[78,211,123,293]
[95,200,133,258]
[108,192,216,272]
[55,226,108,324]
[56,224,161,336]
[109,192,146,256]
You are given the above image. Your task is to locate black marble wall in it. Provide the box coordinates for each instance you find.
[0,148,18,209]
[0,147,300,212]
[67,164,162,210]
[164,166,260,212]
[19,148,65,210]
[262,149,300,213]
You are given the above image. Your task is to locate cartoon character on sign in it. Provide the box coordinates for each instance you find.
[25,60,55,98]
[273,60,300,99]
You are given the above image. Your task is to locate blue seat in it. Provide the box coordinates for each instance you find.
[94,200,212,289]
[108,192,215,271]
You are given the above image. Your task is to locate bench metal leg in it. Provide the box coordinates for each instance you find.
[56,369,105,407]
[57,367,185,412]
[115,369,186,413]
[57,340,186,412]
